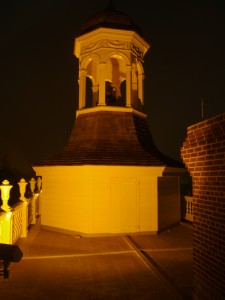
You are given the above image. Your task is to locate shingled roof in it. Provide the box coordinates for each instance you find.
[34,110,184,168]
[80,1,143,36]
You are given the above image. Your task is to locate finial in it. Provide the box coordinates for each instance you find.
[107,0,115,10]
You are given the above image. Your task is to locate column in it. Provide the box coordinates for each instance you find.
[138,73,145,106]
[92,85,99,106]
[126,65,132,107]
[98,62,107,106]
[78,69,87,109]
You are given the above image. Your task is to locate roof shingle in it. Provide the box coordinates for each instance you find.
[33,110,184,168]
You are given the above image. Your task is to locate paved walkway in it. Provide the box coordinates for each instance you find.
[1,220,194,300]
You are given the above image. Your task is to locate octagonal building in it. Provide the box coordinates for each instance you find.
[33,3,186,236]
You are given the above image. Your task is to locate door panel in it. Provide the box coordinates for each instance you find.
[110,178,139,233]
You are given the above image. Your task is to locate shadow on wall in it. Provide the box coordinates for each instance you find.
[180,171,192,196]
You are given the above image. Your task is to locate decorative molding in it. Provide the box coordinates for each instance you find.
[131,43,143,59]
[81,39,130,54]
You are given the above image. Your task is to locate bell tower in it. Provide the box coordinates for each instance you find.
[33,2,186,237]
[74,3,150,112]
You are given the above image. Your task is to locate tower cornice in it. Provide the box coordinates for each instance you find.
[75,27,150,59]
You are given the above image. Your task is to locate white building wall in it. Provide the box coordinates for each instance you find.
[34,165,180,235]
[41,174,90,233]
[92,176,110,233]
[139,176,158,232]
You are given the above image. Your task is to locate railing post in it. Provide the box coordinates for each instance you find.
[36,177,42,217]
[18,178,28,202]
[184,196,193,222]
[0,180,13,212]
[37,177,42,192]
[17,178,29,237]
[21,201,29,238]
[29,178,36,195]
[28,178,38,224]
[30,194,38,224]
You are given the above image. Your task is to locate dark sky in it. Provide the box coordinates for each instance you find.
[1,0,225,176]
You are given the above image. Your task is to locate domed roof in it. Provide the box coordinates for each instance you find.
[80,1,143,36]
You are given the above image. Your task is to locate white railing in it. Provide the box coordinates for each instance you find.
[182,195,193,222]
[11,203,24,244]
[28,193,41,226]
[0,177,42,245]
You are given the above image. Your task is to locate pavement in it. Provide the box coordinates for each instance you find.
[1,219,194,300]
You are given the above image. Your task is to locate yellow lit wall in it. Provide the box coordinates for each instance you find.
[34,165,181,236]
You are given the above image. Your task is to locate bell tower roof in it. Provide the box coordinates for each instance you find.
[81,1,143,36]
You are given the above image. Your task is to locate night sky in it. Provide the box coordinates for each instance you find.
[1,0,225,177]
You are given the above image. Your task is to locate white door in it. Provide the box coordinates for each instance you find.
[110,178,139,233]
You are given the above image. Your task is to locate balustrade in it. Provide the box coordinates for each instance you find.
[0,177,42,245]
[182,195,193,222]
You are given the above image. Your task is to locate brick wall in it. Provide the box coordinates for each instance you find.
[181,113,225,300]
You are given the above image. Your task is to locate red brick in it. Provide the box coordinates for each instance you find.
[181,113,225,298]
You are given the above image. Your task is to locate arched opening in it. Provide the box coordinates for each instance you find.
[85,77,93,108]
[105,80,126,107]
[105,81,117,106]
[118,80,126,107]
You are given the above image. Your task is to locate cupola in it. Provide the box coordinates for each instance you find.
[74,2,150,113]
